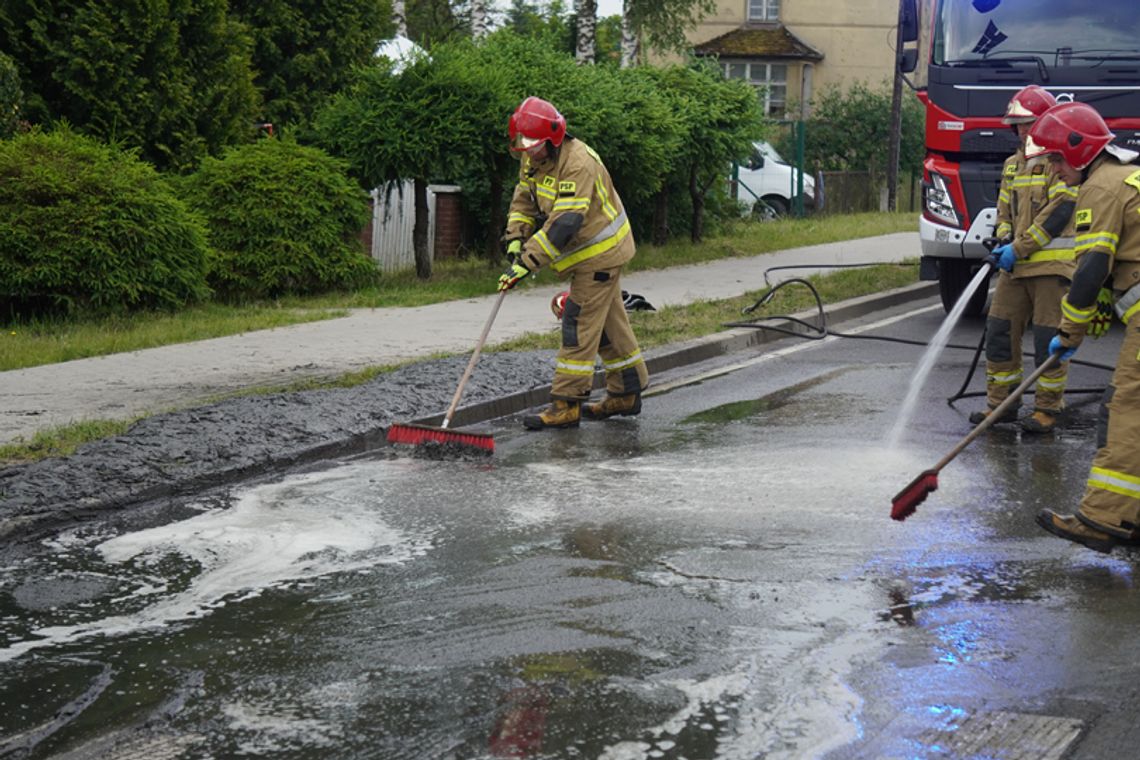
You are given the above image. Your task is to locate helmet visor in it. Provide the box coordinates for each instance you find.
[1023,134,1051,160]
[511,134,543,153]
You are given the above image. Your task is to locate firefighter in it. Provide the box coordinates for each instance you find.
[1024,101,1140,552]
[971,85,1077,434]
[497,96,648,430]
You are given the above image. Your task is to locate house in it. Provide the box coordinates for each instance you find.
[686,1,901,119]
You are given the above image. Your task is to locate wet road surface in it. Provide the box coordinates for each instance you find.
[1,296,1136,759]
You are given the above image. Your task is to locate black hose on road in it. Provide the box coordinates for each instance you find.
[724,267,1114,406]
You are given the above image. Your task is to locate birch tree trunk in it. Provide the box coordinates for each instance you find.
[620,6,640,68]
[575,0,597,65]
[392,0,407,37]
[471,0,490,40]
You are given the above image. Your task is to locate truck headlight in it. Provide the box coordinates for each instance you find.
[924,173,959,227]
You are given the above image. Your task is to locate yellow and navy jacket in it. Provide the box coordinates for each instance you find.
[505,137,634,275]
[1060,154,1140,337]
[994,147,1077,280]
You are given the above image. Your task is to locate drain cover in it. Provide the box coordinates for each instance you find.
[919,711,1083,759]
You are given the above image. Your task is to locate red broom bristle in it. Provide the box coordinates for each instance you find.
[387,423,494,453]
[890,470,938,522]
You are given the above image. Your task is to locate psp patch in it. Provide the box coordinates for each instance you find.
[1075,208,1093,231]
[558,180,576,196]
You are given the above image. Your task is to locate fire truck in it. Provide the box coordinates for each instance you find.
[898,0,1140,315]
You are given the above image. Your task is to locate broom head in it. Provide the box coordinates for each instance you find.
[891,469,939,521]
[387,422,494,455]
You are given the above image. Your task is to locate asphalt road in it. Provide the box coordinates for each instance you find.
[2,291,1136,759]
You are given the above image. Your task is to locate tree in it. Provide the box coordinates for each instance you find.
[575,0,597,64]
[470,0,490,39]
[228,0,390,131]
[393,0,408,37]
[620,9,640,68]
[639,62,765,242]
[314,42,513,277]
[404,0,464,44]
[0,0,259,172]
[0,51,21,139]
[796,81,924,177]
[621,0,717,64]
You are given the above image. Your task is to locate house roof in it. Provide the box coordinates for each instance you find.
[694,25,824,61]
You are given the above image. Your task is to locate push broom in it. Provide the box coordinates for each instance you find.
[386,289,507,455]
[891,353,1060,521]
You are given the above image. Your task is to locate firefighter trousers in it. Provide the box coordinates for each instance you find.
[1078,320,1140,535]
[551,265,648,401]
[984,273,1069,413]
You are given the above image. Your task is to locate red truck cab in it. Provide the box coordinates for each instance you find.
[898,0,1140,315]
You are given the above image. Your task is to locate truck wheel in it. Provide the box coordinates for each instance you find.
[938,259,991,317]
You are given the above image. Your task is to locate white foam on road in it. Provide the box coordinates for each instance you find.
[0,465,431,663]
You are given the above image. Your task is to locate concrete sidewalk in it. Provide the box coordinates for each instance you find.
[0,232,918,445]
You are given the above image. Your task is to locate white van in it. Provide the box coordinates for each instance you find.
[735,141,816,219]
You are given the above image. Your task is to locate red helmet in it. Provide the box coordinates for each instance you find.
[509,97,566,152]
[550,290,569,320]
[1002,85,1056,125]
[1025,102,1115,170]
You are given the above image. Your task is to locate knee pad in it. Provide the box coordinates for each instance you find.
[985,317,1013,362]
[562,298,581,348]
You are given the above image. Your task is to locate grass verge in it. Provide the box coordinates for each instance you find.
[1,260,919,465]
[2,212,914,372]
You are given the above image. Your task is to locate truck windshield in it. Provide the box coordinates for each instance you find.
[932,0,1140,67]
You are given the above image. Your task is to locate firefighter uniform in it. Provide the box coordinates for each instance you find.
[506,136,649,406]
[1054,154,1140,537]
[982,148,1076,424]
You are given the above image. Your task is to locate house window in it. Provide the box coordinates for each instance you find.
[724,61,788,117]
[748,0,780,22]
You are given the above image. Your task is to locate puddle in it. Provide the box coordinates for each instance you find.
[681,368,850,425]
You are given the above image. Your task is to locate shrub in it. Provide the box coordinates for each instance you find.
[182,138,376,299]
[0,128,211,318]
[0,52,21,139]
[1,0,259,171]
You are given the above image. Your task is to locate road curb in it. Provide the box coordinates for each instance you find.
[428,281,938,430]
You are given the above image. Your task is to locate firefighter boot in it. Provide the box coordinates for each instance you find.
[968,405,1019,426]
[582,393,642,420]
[1021,409,1058,434]
[522,400,580,430]
[1035,509,1117,554]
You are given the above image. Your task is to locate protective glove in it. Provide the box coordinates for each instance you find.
[1088,287,1114,339]
[503,239,522,263]
[498,260,530,292]
[1048,334,1078,362]
[981,236,1001,253]
[988,243,1016,272]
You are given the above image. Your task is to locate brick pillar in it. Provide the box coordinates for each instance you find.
[430,185,463,259]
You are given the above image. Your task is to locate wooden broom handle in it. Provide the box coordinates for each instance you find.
[931,353,1060,473]
[442,289,508,429]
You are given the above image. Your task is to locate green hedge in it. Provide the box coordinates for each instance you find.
[0,129,211,317]
[182,138,377,299]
